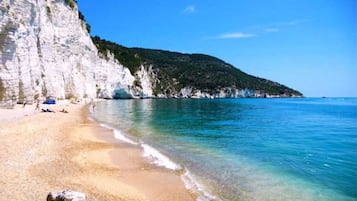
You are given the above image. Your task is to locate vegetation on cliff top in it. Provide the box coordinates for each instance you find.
[91,36,302,96]
[92,36,142,72]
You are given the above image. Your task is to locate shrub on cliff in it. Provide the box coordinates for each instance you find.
[64,0,76,9]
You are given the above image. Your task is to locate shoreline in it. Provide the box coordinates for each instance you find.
[89,102,219,201]
[0,101,196,200]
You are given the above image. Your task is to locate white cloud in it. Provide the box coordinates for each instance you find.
[277,19,308,26]
[183,5,196,14]
[210,19,307,40]
[264,28,280,33]
[261,19,307,33]
[218,32,256,39]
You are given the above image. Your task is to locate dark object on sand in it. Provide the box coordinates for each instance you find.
[41,108,55,113]
[47,190,86,201]
[43,99,56,104]
[60,108,68,113]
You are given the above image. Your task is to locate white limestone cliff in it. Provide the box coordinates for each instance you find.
[134,65,154,98]
[0,0,153,108]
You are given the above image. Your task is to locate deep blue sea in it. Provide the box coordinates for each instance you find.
[90,98,357,201]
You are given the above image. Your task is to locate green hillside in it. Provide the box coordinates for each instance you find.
[92,36,302,97]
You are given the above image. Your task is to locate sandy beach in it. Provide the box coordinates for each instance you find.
[0,101,195,201]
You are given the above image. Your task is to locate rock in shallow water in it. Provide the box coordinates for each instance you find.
[47,190,86,201]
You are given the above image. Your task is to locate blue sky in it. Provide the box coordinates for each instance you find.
[78,0,357,97]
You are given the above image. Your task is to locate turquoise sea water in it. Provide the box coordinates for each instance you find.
[90,98,357,201]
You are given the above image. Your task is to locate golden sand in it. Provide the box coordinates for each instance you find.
[0,102,195,201]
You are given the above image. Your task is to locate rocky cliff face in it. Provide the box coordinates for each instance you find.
[0,0,152,108]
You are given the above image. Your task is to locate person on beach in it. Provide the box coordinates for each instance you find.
[60,108,68,113]
[41,108,55,113]
[92,102,96,111]
[22,98,27,108]
[35,101,40,111]
[90,99,96,112]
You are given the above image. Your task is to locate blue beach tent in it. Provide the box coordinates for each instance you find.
[43,99,56,104]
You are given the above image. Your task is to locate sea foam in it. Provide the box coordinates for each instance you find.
[113,129,138,145]
[87,116,95,122]
[94,113,220,201]
[141,144,181,170]
[141,144,220,200]
[181,169,220,201]
[99,123,138,145]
